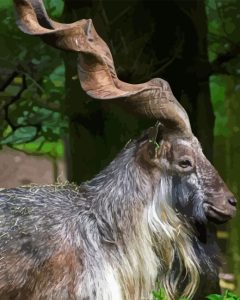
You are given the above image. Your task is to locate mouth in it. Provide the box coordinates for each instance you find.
[203,202,235,223]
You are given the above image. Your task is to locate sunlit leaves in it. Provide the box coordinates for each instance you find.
[206,290,240,300]
[207,0,240,140]
[15,138,64,158]
[0,1,67,159]
[207,295,225,300]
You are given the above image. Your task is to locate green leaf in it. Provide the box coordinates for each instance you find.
[0,0,11,10]
[0,126,37,145]
[14,139,64,159]
[206,294,223,300]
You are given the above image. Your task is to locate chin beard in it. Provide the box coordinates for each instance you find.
[174,196,207,225]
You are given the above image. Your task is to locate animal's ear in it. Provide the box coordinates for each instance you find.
[137,122,172,168]
[147,122,163,159]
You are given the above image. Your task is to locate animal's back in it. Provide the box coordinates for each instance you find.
[0,184,90,299]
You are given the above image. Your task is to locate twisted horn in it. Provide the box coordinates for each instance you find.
[14,0,192,136]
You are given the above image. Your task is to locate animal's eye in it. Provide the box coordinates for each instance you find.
[178,159,192,169]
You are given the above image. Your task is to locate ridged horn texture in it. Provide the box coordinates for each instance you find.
[14,0,192,136]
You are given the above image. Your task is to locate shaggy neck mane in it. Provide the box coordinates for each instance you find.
[82,140,203,300]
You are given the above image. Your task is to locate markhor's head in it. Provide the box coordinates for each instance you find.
[136,125,236,225]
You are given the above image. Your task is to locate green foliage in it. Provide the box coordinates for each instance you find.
[0,126,37,145]
[206,290,240,300]
[45,0,64,17]
[207,0,240,64]
[210,76,229,137]
[15,139,64,159]
[207,0,240,137]
[207,2,240,293]
[152,289,240,300]
[0,1,67,159]
[152,288,167,300]
[0,0,11,10]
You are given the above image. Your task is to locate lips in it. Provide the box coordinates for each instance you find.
[203,202,236,223]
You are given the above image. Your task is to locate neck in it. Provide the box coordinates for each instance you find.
[85,141,152,232]
[83,142,157,299]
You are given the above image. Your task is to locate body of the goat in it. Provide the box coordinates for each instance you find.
[0,139,219,300]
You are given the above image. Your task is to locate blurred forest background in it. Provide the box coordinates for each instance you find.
[0,0,239,295]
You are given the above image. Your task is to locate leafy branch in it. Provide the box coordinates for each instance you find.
[210,44,240,76]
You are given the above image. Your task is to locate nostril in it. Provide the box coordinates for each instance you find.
[228,197,237,207]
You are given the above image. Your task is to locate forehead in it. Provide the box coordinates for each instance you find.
[168,136,201,156]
